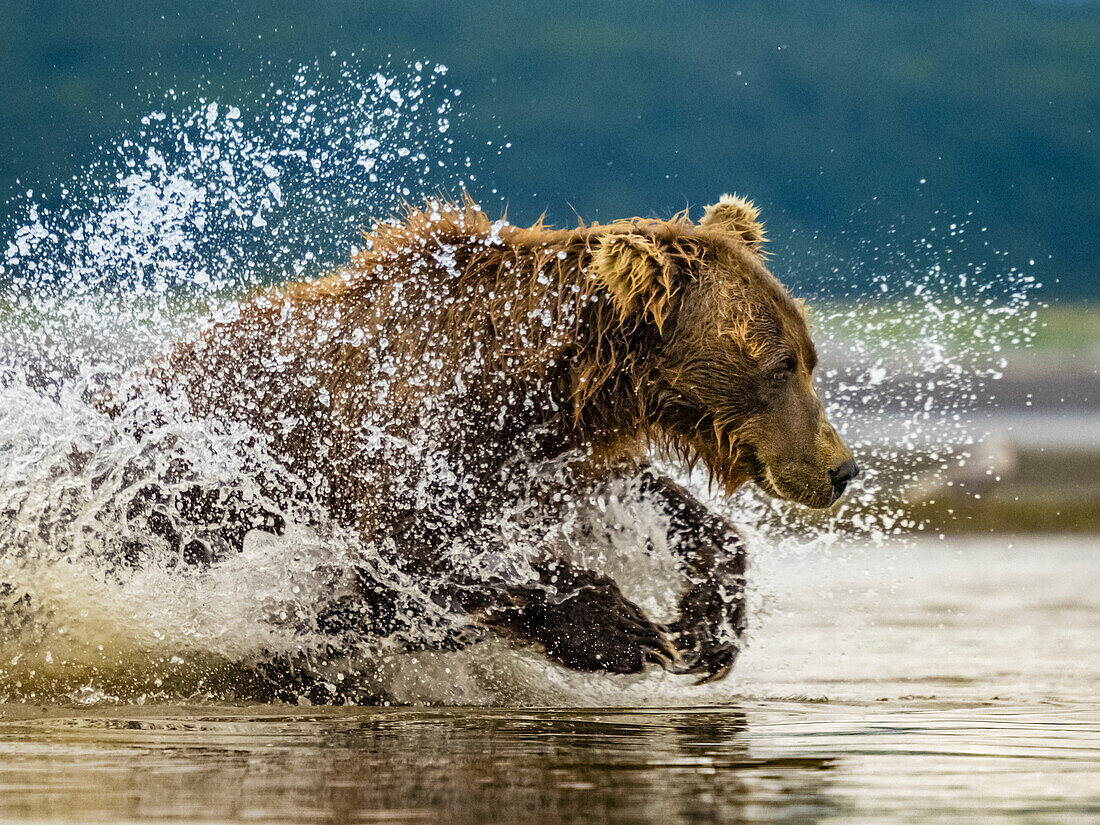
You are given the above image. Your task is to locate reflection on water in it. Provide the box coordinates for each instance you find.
[0,704,1098,824]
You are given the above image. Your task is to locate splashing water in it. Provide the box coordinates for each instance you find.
[0,62,1039,706]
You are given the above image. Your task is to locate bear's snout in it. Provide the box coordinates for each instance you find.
[828,459,860,503]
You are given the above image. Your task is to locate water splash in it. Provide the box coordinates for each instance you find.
[0,62,1039,706]
[726,213,1041,550]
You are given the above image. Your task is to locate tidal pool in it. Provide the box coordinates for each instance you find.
[1,535,1096,824]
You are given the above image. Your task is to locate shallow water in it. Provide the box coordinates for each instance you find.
[2,534,1097,824]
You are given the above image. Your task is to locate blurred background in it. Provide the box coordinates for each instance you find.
[2,0,1097,533]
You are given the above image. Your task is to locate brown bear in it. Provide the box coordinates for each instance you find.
[131,194,857,683]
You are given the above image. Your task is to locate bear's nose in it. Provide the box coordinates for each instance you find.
[829,460,860,500]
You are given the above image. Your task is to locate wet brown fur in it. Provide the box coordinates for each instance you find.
[135,193,855,680]
[158,194,846,548]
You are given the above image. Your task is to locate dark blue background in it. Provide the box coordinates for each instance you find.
[3,1,1097,297]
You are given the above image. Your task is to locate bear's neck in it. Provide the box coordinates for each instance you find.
[496,226,656,461]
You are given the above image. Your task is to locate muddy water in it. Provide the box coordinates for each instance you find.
[1,535,1097,824]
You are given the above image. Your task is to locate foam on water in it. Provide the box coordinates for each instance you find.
[0,62,1039,706]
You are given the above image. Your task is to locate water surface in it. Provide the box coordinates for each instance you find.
[2,535,1096,824]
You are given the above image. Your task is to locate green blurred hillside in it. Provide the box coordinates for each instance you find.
[2,0,1098,297]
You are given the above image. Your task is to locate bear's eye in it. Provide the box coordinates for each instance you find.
[770,360,794,383]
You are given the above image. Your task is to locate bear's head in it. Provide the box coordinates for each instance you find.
[589,195,857,508]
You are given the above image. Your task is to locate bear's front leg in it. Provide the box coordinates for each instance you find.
[640,472,747,683]
[466,559,680,674]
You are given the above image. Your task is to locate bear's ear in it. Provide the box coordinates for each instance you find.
[590,231,679,332]
[700,194,767,252]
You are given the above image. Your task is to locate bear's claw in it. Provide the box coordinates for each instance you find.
[644,624,683,671]
[676,649,736,684]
